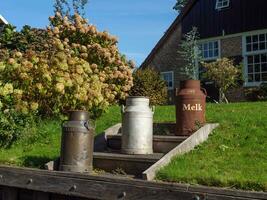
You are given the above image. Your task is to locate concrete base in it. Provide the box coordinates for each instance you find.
[107,134,187,153]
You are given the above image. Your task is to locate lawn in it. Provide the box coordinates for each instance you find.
[156,102,267,192]
[0,102,266,192]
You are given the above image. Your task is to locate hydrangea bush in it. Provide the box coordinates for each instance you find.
[0,13,133,146]
[0,13,133,120]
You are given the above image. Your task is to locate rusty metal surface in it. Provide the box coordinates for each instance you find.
[59,111,94,173]
[175,80,206,136]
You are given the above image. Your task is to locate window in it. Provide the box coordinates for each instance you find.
[199,41,219,60]
[216,0,230,10]
[161,71,174,90]
[244,32,267,85]
[0,24,4,32]
[247,54,267,83]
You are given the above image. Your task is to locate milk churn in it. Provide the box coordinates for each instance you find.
[175,80,206,136]
[59,110,94,173]
[121,96,154,154]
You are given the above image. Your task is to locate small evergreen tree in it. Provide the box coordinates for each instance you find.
[179,27,202,80]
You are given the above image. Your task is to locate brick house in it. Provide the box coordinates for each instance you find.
[140,0,267,102]
[0,15,8,32]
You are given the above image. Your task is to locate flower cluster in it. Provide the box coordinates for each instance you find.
[0,13,133,119]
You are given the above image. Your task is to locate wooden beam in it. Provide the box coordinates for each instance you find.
[0,165,265,200]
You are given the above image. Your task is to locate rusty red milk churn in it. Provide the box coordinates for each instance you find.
[175,80,206,136]
[59,110,94,173]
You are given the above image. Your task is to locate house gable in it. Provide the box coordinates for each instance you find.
[182,0,267,39]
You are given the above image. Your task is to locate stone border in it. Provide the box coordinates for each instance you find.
[142,123,219,180]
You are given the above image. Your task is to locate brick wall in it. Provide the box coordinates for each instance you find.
[144,29,247,103]
[146,24,186,88]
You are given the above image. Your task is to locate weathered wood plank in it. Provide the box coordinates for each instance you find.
[142,123,219,180]
[33,191,50,200]
[2,187,18,200]
[0,165,266,200]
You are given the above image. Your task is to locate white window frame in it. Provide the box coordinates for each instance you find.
[161,71,174,90]
[242,30,267,87]
[215,0,230,10]
[199,40,221,61]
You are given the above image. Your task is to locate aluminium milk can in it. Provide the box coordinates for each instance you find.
[175,80,206,136]
[59,110,94,173]
[121,96,154,154]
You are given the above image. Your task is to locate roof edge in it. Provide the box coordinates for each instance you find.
[0,15,9,25]
[139,0,197,69]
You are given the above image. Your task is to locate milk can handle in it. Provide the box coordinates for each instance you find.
[201,87,207,96]
[121,105,125,114]
[84,121,90,131]
[61,120,68,126]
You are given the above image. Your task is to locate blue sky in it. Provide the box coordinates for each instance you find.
[0,0,177,66]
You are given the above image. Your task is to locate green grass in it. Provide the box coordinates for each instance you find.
[0,106,123,168]
[156,102,267,192]
[0,102,266,192]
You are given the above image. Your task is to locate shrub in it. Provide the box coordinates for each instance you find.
[245,83,267,101]
[129,68,167,105]
[0,110,37,148]
[0,24,51,52]
[202,58,241,103]
[0,13,133,119]
[0,13,134,146]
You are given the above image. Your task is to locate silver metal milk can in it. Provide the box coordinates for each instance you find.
[121,96,154,154]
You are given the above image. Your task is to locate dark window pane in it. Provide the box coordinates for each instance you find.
[169,81,173,88]
[214,49,219,57]
[204,50,208,58]
[248,65,253,73]
[253,43,259,51]
[262,63,267,72]
[247,44,252,52]
[260,42,266,50]
[209,42,213,49]
[248,74,254,82]
[246,36,251,43]
[248,56,253,63]
[262,73,267,81]
[255,74,261,81]
[255,64,260,72]
[253,35,259,43]
[259,34,265,42]
[214,42,218,48]
[261,54,267,63]
[204,43,208,51]
[223,1,228,6]
[209,50,213,57]
[254,55,260,63]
